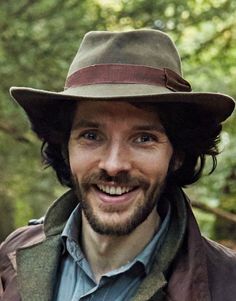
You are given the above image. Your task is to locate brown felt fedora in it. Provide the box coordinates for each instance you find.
[10,29,235,127]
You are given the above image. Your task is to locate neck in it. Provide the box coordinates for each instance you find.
[81,209,160,283]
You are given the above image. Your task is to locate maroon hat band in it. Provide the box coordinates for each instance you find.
[64,64,192,92]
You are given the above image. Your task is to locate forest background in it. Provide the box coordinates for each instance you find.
[0,0,236,246]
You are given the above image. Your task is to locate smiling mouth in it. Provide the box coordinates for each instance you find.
[95,184,137,196]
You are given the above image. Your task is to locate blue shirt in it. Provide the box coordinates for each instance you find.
[54,204,170,301]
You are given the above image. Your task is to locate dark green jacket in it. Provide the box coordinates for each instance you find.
[1,188,236,301]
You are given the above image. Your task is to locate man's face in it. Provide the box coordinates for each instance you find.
[68,101,174,236]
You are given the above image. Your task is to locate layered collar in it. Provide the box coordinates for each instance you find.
[14,186,210,301]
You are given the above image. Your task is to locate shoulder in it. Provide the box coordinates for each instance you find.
[0,226,43,300]
[0,224,45,282]
[203,236,236,265]
[0,223,45,300]
[203,236,236,274]
[0,223,45,255]
[202,237,236,299]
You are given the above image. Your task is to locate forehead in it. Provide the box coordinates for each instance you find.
[72,100,162,126]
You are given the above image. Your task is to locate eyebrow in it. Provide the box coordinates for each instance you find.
[72,119,165,133]
[72,119,100,130]
[132,125,165,133]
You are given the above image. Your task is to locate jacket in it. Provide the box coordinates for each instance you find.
[1,188,236,301]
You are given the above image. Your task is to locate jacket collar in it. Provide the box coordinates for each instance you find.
[131,185,188,301]
[16,190,78,301]
[15,187,210,301]
[132,186,210,301]
[167,189,211,301]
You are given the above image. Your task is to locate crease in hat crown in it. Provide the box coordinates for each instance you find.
[66,29,183,79]
[9,28,235,126]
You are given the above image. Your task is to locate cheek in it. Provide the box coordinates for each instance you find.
[68,145,82,175]
[68,146,97,177]
[139,149,173,181]
[144,160,169,179]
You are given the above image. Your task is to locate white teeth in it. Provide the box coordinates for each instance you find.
[97,184,133,195]
[116,187,122,195]
[110,187,115,195]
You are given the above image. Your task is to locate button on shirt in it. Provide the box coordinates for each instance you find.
[54,204,170,301]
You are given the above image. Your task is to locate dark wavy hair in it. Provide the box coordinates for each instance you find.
[157,103,221,186]
[37,101,222,188]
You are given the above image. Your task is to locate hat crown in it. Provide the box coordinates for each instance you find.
[67,29,182,77]
[10,29,235,128]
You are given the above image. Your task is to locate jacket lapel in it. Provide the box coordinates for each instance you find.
[131,186,187,301]
[132,186,211,301]
[166,190,211,301]
[15,190,78,301]
[16,234,62,301]
[131,265,167,301]
[167,206,211,301]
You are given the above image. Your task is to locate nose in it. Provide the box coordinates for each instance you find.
[98,141,131,177]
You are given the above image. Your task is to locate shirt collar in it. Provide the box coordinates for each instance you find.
[129,203,171,274]
[61,200,171,275]
[61,204,82,254]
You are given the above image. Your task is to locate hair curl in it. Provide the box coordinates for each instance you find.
[38,101,221,188]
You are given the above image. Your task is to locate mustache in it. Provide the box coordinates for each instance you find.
[75,170,149,190]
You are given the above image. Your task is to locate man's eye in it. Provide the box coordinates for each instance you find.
[135,134,156,143]
[82,131,99,140]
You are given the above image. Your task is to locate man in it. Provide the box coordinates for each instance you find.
[0,29,236,301]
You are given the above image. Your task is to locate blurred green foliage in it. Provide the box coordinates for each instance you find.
[0,0,236,242]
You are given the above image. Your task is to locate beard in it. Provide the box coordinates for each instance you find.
[73,170,167,236]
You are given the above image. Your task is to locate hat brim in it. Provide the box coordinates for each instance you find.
[10,83,235,125]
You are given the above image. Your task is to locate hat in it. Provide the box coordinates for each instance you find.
[10,29,235,134]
